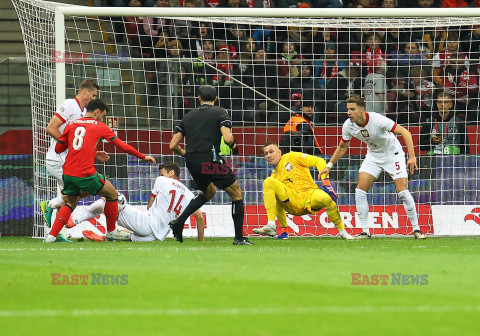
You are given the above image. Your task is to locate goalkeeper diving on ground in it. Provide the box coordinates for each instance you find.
[253,142,354,240]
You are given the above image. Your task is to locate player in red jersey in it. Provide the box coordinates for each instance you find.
[43,99,156,243]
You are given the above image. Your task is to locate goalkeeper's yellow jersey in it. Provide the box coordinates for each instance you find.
[270,151,327,194]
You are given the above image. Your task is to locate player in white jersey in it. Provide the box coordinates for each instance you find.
[40,79,109,241]
[320,95,426,239]
[70,162,205,242]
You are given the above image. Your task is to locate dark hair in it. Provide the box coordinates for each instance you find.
[346,95,365,108]
[198,85,217,102]
[262,142,279,151]
[79,78,99,92]
[86,99,109,113]
[159,161,180,177]
[437,91,452,101]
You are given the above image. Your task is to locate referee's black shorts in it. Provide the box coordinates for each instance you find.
[185,153,237,191]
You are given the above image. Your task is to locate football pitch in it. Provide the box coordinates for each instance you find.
[1,236,479,336]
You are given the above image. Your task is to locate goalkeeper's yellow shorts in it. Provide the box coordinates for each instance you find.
[282,187,326,216]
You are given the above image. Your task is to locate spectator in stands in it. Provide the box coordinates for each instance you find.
[381,0,396,7]
[278,41,304,101]
[231,49,279,122]
[221,0,246,7]
[212,44,234,87]
[170,0,197,55]
[151,30,170,58]
[282,100,323,155]
[441,53,478,119]
[290,65,322,108]
[420,91,469,155]
[176,64,195,119]
[315,43,345,89]
[363,56,387,114]
[352,0,381,8]
[313,0,343,7]
[227,24,247,55]
[406,66,435,118]
[123,0,146,57]
[288,26,318,56]
[191,22,214,57]
[363,33,385,74]
[432,31,468,86]
[142,0,172,56]
[192,40,216,86]
[440,0,468,7]
[239,37,258,61]
[278,0,313,7]
[417,0,440,7]
[325,63,362,115]
[423,26,447,60]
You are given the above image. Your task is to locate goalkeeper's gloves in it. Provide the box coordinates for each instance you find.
[229,140,239,155]
[322,178,338,203]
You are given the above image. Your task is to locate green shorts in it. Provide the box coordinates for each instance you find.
[62,172,106,196]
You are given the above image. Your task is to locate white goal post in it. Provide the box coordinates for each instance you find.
[13,0,480,238]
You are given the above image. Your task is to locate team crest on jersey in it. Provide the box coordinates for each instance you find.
[285,162,293,172]
[361,130,370,138]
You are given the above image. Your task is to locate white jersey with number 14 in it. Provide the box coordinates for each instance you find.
[147,176,195,239]
[341,112,404,158]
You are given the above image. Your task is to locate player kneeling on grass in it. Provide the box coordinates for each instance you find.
[43,99,156,243]
[68,161,205,242]
[253,142,354,240]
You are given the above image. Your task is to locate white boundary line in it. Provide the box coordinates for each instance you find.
[1,305,479,318]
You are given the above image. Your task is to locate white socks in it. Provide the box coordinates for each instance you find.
[355,188,370,234]
[398,190,420,231]
[72,198,106,225]
[48,195,64,209]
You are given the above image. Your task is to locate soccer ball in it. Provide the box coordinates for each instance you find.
[117,192,127,212]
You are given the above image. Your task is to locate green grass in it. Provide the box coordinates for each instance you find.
[1,236,479,336]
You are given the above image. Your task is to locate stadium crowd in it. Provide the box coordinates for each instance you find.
[106,0,480,126]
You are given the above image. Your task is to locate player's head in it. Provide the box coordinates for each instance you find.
[85,99,109,122]
[78,79,99,105]
[198,85,218,104]
[159,161,180,179]
[346,95,366,121]
[263,142,282,166]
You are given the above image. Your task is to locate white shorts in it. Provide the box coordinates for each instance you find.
[359,152,408,180]
[46,159,64,188]
[118,204,171,242]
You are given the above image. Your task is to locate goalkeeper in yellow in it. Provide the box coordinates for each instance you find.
[253,142,353,240]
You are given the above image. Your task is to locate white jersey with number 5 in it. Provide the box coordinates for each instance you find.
[148,176,195,239]
[46,98,86,162]
[341,112,403,158]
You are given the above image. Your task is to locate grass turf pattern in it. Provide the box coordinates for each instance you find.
[0,236,479,336]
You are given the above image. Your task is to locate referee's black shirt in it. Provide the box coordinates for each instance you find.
[174,104,232,155]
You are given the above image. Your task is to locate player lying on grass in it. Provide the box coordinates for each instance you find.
[253,142,354,240]
[67,161,205,242]
[43,99,156,243]
[319,95,426,239]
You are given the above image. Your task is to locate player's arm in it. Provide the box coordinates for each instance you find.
[147,194,156,210]
[55,127,69,153]
[111,138,156,163]
[220,126,238,153]
[193,209,205,242]
[46,115,64,140]
[392,124,418,175]
[169,132,186,157]
[303,154,328,180]
[319,139,350,177]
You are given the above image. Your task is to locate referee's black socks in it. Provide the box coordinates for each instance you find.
[176,194,209,225]
[232,199,245,240]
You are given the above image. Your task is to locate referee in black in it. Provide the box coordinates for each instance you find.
[169,85,253,245]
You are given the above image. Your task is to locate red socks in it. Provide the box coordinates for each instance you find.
[104,199,118,232]
[50,205,73,237]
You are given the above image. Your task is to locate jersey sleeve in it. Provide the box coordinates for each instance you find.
[174,119,185,136]
[55,125,69,153]
[151,177,164,197]
[218,110,232,129]
[98,123,118,143]
[377,114,397,133]
[54,100,76,123]
[341,121,352,142]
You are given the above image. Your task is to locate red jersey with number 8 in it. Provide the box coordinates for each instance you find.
[56,117,145,177]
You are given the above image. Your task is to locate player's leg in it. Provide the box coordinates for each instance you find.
[40,160,65,228]
[356,157,381,238]
[310,189,353,240]
[169,159,214,243]
[223,180,253,245]
[43,179,80,243]
[254,177,288,237]
[394,177,426,239]
[95,176,128,241]
[67,197,105,228]
[384,154,426,239]
[275,203,289,239]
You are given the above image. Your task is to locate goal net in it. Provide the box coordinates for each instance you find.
[13,0,480,238]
